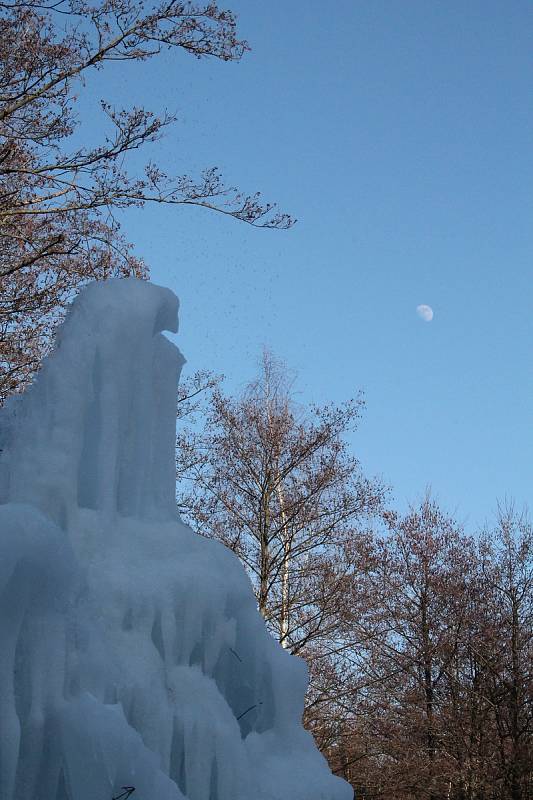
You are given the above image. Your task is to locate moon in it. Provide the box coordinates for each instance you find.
[416,304,434,322]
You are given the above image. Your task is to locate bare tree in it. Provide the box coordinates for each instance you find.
[0,0,293,401]
[176,350,384,653]
[175,361,532,800]
[176,369,222,420]
[325,498,532,800]
[338,497,475,799]
[476,506,533,800]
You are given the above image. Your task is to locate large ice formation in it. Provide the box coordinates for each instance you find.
[0,279,351,800]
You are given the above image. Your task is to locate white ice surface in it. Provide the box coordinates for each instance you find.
[0,279,351,800]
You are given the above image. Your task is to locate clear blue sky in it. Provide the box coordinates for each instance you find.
[81,1,532,529]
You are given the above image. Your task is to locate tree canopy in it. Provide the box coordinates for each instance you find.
[0,0,293,402]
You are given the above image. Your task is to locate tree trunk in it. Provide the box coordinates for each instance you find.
[277,482,290,648]
[258,490,271,618]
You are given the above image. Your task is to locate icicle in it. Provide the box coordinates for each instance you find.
[0,280,351,800]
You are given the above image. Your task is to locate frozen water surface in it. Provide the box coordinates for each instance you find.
[0,279,351,800]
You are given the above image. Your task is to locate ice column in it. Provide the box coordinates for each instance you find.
[0,279,184,524]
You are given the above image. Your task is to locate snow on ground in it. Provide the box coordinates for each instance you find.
[0,279,351,800]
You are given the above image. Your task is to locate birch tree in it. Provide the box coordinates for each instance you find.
[176,350,384,651]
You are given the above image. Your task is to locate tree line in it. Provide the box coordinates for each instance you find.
[176,355,532,800]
